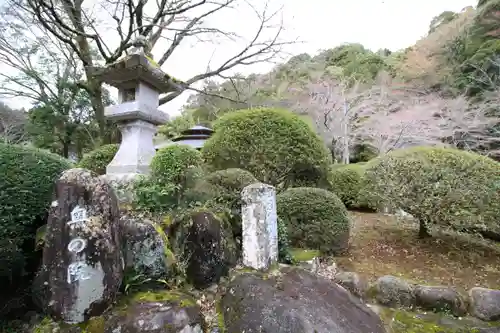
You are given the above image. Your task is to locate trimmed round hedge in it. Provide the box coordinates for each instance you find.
[201,108,331,188]
[78,144,118,175]
[276,187,350,254]
[0,143,71,280]
[364,146,500,235]
[328,163,376,211]
[204,168,257,203]
[328,163,365,208]
[151,144,202,183]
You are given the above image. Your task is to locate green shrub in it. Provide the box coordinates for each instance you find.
[328,163,365,208]
[77,144,118,175]
[276,187,350,254]
[364,146,500,237]
[201,107,331,189]
[135,145,203,212]
[277,217,294,264]
[200,168,257,235]
[151,144,202,183]
[203,168,256,208]
[0,144,71,280]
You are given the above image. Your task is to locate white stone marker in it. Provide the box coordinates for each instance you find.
[241,183,278,270]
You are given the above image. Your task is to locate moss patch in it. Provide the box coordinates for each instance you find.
[129,289,196,308]
[379,307,500,333]
[80,316,106,333]
[152,222,176,266]
[290,248,320,262]
[32,317,57,333]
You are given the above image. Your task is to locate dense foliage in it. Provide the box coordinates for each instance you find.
[276,187,350,254]
[77,144,119,175]
[202,107,331,189]
[364,146,500,237]
[135,144,203,212]
[0,144,71,281]
[328,163,365,209]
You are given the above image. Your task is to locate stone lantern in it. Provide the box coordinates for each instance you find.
[91,36,182,177]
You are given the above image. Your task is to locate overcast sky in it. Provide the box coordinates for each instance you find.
[0,0,476,116]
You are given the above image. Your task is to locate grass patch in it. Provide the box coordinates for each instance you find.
[290,248,320,262]
[334,212,500,292]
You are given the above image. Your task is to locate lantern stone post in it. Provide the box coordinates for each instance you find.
[92,37,182,178]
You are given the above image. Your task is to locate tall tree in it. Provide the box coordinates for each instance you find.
[0,14,112,157]
[0,102,27,144]
[1,0,293,140]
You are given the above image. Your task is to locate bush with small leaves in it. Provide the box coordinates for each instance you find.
[0,144,71,282]
[328,163,365,208]
[201,107,331,189]
[277,217,294,264]
[328,163,377,211]
[364,146,500,237]
[135,144,203,213]
[77,144,119,175]
[151,144,202,183]
[277,187,350,254]
[200,168,257,234]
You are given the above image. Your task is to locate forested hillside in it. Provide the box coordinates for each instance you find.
[162,0,500,162]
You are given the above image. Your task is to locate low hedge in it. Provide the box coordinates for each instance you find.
[276,187,350,254]
[77,144,118,175]
[363,146,500,236]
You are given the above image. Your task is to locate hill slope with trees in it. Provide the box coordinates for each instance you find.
[169,1,500,162]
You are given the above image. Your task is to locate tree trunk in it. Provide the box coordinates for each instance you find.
[418,220,431,238]
[87,79,107,142]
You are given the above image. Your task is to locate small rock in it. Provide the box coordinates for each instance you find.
[373,275,416,309]
[298,257,320,274]
[334,271,369,298]
[414,285,467,316]
[469,287,500,321]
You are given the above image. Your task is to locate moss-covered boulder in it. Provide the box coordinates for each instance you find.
[167,210,237,289]
[120,212,175,279]
[277,187,350,254]
[31,290,205,332]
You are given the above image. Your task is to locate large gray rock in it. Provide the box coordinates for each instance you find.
[469,287,500,321]
[169,211,238,289]
[35,168,123,324]
[120,213,172,278]
[373,275,416,309]
[414,285,467,316]
[221,267,387,333]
